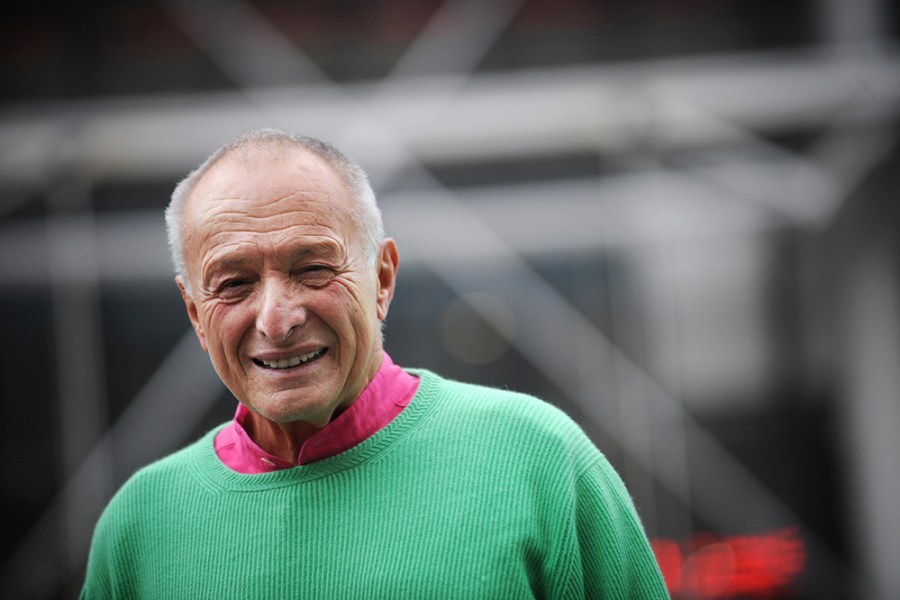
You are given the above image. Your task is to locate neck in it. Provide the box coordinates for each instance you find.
[242,412,323,464]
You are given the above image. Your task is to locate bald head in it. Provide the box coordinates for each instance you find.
[165,128,384,295]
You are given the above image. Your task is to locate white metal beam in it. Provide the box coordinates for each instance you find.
[0,48,897,183]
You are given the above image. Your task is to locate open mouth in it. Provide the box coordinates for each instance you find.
[253,348,327,370]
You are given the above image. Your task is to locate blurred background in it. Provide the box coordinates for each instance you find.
[1,0,899,598]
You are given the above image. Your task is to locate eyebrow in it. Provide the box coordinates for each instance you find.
[289,240,341,259]
[205,254,258,273]
[204,240,342,274]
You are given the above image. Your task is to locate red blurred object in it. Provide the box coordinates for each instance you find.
[652,527,806,599]
[651,538,684,592]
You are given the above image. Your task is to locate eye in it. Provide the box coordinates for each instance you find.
[296,265,334,286]
[214,278,253,298]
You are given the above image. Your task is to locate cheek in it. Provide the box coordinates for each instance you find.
[315,284,375,348]
[329,282,375,327]
[203,302,251,349]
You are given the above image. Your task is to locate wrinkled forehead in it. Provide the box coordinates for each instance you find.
[181,147,363,258]
[186,149,355,230]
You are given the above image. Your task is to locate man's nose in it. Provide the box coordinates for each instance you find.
[255,279,305,341]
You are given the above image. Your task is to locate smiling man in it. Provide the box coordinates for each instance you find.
[175,133,400,466]
[81,128,669,599]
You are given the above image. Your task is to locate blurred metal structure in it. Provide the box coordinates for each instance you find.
[1,0,899,598]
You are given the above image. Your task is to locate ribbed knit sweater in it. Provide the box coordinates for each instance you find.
[81,370,668,599]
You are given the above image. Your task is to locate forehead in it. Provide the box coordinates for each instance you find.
[181,147,363,272]
[192,146,348,210]
[188,147,357,229]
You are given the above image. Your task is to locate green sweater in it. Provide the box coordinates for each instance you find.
[81,370,668,599]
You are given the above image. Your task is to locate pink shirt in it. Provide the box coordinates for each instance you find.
[214,353,418,473]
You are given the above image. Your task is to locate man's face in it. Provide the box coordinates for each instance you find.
[178,148,398,427]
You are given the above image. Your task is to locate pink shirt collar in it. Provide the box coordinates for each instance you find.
[214,352,418,473]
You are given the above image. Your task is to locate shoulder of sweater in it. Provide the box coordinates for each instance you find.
[417,370,601,465]
[424,370,575,424]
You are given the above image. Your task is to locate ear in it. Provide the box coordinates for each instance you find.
[374,239,400,321]
[177,276,209,353]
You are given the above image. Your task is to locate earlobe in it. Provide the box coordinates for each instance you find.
[177,276,209,353]
[375,239,400,321]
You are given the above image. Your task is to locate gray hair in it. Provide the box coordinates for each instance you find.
[165,128,384,295]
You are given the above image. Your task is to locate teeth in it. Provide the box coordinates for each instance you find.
[260,349,323,369]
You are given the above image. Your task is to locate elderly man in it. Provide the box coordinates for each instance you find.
[81,128,669,599]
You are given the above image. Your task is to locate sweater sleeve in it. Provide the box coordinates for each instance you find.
[80,499,126,600]
[558,459,670,600]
